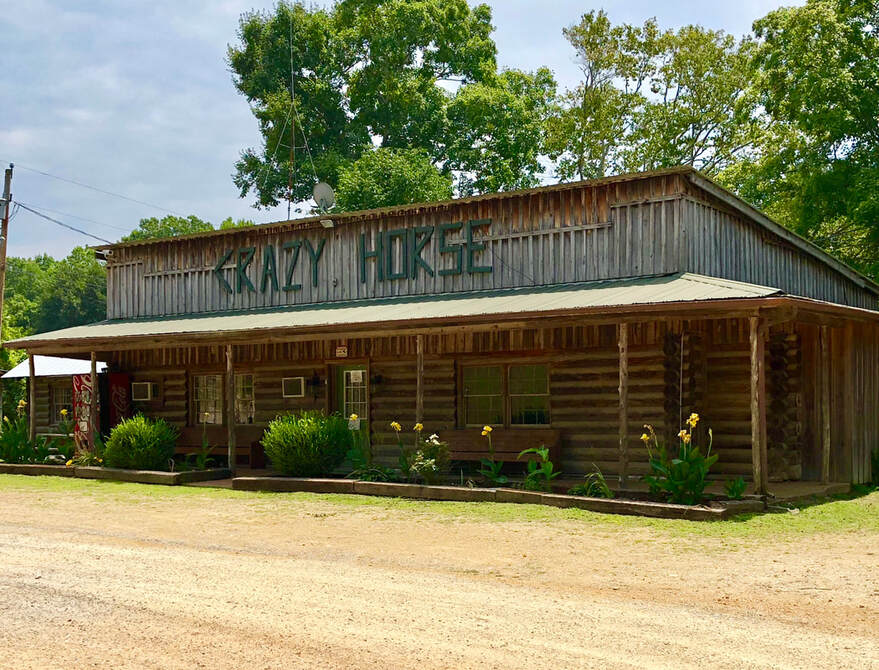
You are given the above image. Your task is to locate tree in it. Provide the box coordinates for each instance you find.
[446,68,557,195]
[123,215,214,242]
[219,217,256,229]
[547,11,761,180]
[230,1,553,206]
[723,0,879,278]
[335,147,452,211]
[33,247,106,334]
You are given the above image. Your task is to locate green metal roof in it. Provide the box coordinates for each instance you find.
[5,273,782,349]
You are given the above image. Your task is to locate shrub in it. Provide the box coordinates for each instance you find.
[642,413,718,505]
[262,411,352,477]
[0,413,51,464]
[568,465,614,498]
[102,415,178,471]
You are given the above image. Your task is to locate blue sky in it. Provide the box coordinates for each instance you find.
[1,0,799,258]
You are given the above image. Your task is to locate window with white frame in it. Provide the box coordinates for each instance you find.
[282,377,305,398]
[51,386,73,425]
[193,374,223,425]
[462,364,550,427]
[235,374,255,424]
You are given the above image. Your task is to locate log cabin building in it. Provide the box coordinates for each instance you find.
[7,166,879,491]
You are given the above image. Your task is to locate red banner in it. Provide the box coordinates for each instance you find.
[107,373,131,428]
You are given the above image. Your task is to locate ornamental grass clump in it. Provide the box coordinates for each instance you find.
[262,411,352,477]
[642,413,718,505]
[102,415,178,471]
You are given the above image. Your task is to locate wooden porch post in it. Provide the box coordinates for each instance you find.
[415,334,424,424]
[225,344,236,474]
[618,322,629,489]
[89,352,97,450]
[820,325,832,483]
[749,317,768,495]
[27,353,36,443]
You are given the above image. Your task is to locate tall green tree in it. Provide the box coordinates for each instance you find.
[123,215,214,242]
[724,0,879,278]
[335,147,452,211]
[229,1,554,208]
[547,11,761,180]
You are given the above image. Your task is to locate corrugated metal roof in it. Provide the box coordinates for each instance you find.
[2,356,108,378]
[5,273,781,349]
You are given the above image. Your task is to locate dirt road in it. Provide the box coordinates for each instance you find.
[0,478,876,669]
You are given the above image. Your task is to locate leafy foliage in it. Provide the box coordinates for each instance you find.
[335,148,452,211]
[102,415,179,471]
[642,418,718,505]
[122,215,214,242]
[518,446,561,492]
[568,465,614,498]
[724,476,747,500]
[262,411,352,476]
[0,414,50,464]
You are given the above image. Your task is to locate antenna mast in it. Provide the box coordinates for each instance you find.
[287,13,295,221]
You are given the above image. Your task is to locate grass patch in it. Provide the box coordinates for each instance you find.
[0,474,876,539]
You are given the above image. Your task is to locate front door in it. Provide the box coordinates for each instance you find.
[335,365,369,429]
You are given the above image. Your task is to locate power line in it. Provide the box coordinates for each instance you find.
[13,202,114,245]
[0,159,184,215]
[14,201,130,232]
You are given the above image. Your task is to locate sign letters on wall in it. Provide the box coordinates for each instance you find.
[214,219,492,294]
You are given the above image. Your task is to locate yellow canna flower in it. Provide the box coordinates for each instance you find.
[413,422,424,432]
[481,430,488,437]
[60,408,68,417]
[640,433,650,443]
[349,413,358,421]
[678,429,688,440]
[390,421,402,432]
[682,433,692,444]
[687,412,700,428]
[482,425,493,433]
[65,459,73,467]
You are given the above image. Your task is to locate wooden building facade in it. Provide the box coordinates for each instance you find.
[8,167,879,488]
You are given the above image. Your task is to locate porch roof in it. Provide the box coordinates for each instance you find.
[1,356,108,379]
[5,273,784,352]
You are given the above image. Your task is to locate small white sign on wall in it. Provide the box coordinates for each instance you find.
[335,345,348,358]
[349,369,363,384]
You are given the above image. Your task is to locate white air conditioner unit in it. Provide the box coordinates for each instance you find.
[131,382,157,402]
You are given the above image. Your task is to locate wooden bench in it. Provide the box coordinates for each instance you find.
[438,428,561,464]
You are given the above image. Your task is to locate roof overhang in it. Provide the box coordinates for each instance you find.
[1,356,108,379]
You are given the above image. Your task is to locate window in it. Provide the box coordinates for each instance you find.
[509,365,550,425]
[462,364,550,427]
[51,386,73,425]
[193,375,223,425]
[235,374,255,424]
[282,377,305,398]
[462,366,503,426]
[342,368,368,419]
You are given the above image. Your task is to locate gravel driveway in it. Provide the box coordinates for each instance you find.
[0,478,876,669]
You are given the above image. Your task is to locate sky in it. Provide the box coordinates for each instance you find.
[1,0,799,258]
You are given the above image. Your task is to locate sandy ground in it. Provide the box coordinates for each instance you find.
[0,481,876,670]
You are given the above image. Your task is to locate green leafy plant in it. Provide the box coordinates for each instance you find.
[261,411,352,477]
[102,415,179,471]
[67,435,105,467]
[518,446,561,492]
[346,423,395,482]
[186,440,216,471]
[476,426,508,485]
[568,465,614,498]
[0,408,53,465]
[410,432,450,485]
[724,476,747,500]
[642,414,718,505]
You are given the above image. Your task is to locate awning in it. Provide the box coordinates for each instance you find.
[4,273,783,350]
[2,356,108,379]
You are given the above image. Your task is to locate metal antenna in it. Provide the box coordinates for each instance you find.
[287,11,295,221]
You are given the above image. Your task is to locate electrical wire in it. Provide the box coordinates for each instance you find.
[0,159,184,215]
[13,202,114,244]
[14,201,130,233]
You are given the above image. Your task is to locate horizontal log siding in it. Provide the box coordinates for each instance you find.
[684,198,876,309]
[552,345,665,477]
[369,359,456,466]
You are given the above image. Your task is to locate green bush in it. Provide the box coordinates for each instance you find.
[102,415,178,471]
[642,416,718,505]
[262,411,352,477]
[568,465,614,498]
[0,414,51,464]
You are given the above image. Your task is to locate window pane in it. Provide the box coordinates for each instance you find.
[509,364,549,425]
[509,364,548,395]
[463,366,503,425]
[343,369,368,419]
[51,387,73,425]
[235,374,255,424]
[194,375,223,425]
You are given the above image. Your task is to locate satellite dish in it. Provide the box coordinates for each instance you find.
[313,182,335,211]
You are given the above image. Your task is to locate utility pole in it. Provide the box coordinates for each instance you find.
[0,163,12,343]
